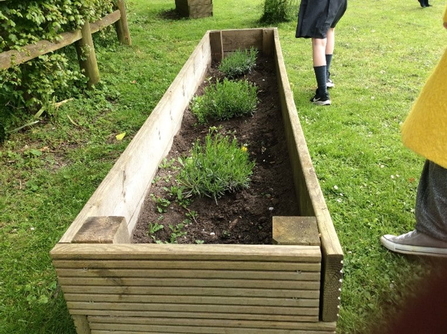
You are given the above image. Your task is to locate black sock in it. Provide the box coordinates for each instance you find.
[326,54,333,79]
[313,65,327,96]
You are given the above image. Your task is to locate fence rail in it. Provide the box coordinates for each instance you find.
[0,0,131,86]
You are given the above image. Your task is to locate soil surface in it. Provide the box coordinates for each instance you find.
[132,54,300,244]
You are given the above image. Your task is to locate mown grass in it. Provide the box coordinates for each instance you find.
[0,0,446,333]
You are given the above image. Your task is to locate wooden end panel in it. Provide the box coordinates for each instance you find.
[51,243,327,332]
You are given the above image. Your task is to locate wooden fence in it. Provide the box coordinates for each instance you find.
[0,0,131,86]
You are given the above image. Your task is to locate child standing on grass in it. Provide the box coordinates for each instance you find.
[295,0,347,106]
[380,5,447,257]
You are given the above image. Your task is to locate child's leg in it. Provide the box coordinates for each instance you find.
[326,28,335,55]
[326,28,335,85]
[312,37,328,96]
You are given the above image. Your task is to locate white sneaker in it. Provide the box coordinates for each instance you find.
[380,230,447,257]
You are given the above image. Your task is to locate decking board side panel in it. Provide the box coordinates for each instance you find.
[55,268,321,280]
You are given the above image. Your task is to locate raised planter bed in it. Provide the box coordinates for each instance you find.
[51,28,343,334]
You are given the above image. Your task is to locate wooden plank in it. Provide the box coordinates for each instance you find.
[91,331,335,334]
[51,244,321,262]
[262,28,274,56]
[90,10,121,34]
[67,297,318,310]
[75,21,100,86]
[55,268,321,281]
[53,259,321,271]
[272,216,321,246]
[88,320,335,332]
[63,291,320,304]
[58,277,320,290]
[115,0,131,45]
[61,286,319,299]
[70,309,317,322]
[56,32,212,243]
[72,315,91,334]
[68,301,317,316]
[91,330,335,334]
[72,216,130,244]
[0,30,82,69]
[271,28,343,322]
[186,0,212,5]
[210,30,224,62]
[0,10,121,70]
[189,4,213,19]
[220,29,264,53]
[88,317,328,330]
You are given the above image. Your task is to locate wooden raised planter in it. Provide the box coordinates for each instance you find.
[51,28,343,334]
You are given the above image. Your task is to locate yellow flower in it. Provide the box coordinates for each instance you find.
[241,146,248,152]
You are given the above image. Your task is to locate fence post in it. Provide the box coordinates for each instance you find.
[75,20,100,87]
[115,0,132,45]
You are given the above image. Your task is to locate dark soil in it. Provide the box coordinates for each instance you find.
[132,54,299,245]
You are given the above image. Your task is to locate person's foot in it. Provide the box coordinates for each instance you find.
[310,90,331,106]
[327,78,335,88]
[380,230,447,257]
[418,0,425,7]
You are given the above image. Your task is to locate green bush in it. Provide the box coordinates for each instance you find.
[191,78,258,123]
[177,131,255,201]
[260,0,298,24]
[0,0,115,132]
[218,48,258,79]
[0,0,114,51]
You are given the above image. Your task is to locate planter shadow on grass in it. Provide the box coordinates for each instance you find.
[50,28,343,334]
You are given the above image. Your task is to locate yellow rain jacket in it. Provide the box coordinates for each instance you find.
[401,6,447,168]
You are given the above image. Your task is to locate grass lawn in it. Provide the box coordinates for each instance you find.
[0,0,446,333]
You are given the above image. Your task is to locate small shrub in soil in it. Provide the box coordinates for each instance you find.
[191,78,258,124]
[218,48,258,78]
[260,0,298,24]
[176,130,255,202]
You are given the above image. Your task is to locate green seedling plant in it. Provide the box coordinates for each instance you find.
[176,130,255,202]
[191,78,258,123]
[150,193,171,213]
[168,221,189,243]
[218,47,258,78]
[148,222,164,234]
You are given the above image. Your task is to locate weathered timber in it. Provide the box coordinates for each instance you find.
[272,30,343,321]
[51,28,343,333]
[72,315,91,334]
[175,0,213,19]
[273,216,321,246]
[0,9,122,70]
[72,216,130,244]
[75,21,100,86]
[115,0,132,45]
